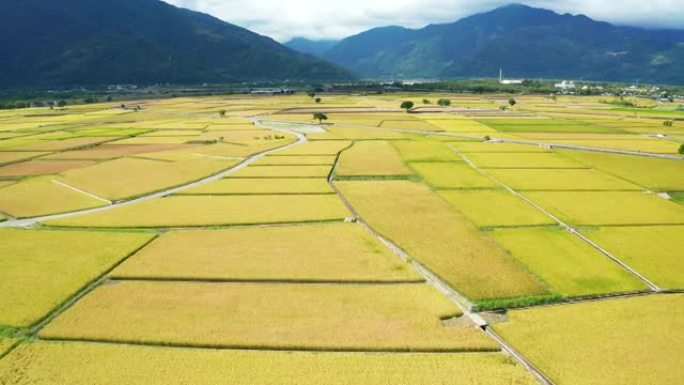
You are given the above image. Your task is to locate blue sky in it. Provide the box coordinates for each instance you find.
[165,0,684,42]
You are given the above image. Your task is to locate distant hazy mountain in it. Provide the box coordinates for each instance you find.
[323,4,684,84]
[0,0,352,88]
[285,38,340,56]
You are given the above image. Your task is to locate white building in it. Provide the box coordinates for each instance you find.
[499,69,525,85]
[555,80,576,90]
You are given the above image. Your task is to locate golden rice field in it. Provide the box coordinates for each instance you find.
[0,229,154,327]
[1,94,682,384]
[438,190,555,227]
[486,168,642,191]
[0,176,107,218]
[0,342,537,385]
[45,195,351,228]
[490,227,647,297]
[336,140,414,177]
[41,281,497,351]
[178,177,333,195]
[335,180,549,301]
[524,191,684,225]
[230,165,333,178]
[410,162,499,189]
[112,224,422,282]
[493,294,684,385]
[581,226,684,289]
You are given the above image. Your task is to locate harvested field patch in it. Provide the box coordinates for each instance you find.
[40,281,496,351]
[10,137,119,152]
[336,181,549,301]
[0,152,48,166]
[337,141,413,177]
[582,226,684,289]
[0,160,97,179]
[178,178,333,195]
[411,162,498,189]
[0,342,537,385]
[493,294,684,385]
[524,191,684,226]
[490,227,646,297]
[438,190,554,227]
[0,229,154,327]
[113,224,421,282]
[46,195,351,228]
[487,168,641,191]
[0,177,107,218]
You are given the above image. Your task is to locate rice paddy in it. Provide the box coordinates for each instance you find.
[493,294,684,385]
[112,224,422,282]
[1,93,681,384]
[0,229,154,327]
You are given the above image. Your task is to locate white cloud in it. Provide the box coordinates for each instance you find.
[163,0,684,42]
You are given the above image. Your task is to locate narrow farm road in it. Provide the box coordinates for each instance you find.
[0,120,307,228]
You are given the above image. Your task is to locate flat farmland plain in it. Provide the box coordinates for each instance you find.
[0,94,681,384]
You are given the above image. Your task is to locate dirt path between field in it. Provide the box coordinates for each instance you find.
[310,120,684,160]
[0,120,307,228]
[447,144,661,292]
[327,140,553,385]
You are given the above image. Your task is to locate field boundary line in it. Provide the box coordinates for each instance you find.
[0,122,307,229]
[26,235,160,337]
[107,277,426,285]
[328,142,552,385]
[448,144,661,292]
[292,119,684,160]
[51,179,112,204]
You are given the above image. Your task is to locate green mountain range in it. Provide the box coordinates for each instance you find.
[0,0,352,88]
[319,4,684,84]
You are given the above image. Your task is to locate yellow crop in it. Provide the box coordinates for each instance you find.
[0,176,107,218]
[0,342,537,385]
[487,168,641,190]
[393,140,462,162]
[179,178,334,195]
[582,226,684,289]
[558,150,684,190]
[254,155,336,165]
[60,156,235,201]
[411,162,498,189]
[41,281,497,351]
[276,140,351,155]
[465,152,586,168]
[524,191,684,225]
[491,227,646,296]
[336,141,413,177]
[46,195,351,228]
[0,229,154,327]
[494,294,684,385]
[112,223,422,282]
[438,190,555,227]
[335,181,549,300]
[230,165,332,178]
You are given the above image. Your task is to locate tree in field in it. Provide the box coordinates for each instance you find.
[437,98,451,107]
[219,110,227,118]
[57,100,67,108]
[401,101,414,112]
[315,97,322,104]
[508,98,517,107]
[307,92,316,99]
[679,144,684,155]
[422,99,431,105]
[663,120,673,128]
[313,112,328,124]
